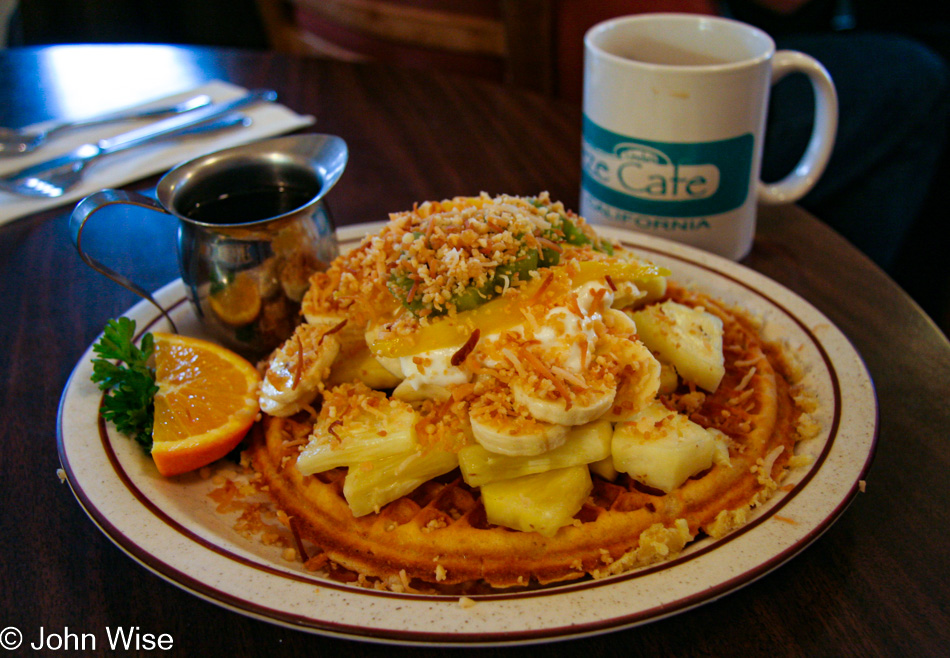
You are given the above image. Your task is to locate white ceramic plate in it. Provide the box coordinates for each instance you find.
[58,224,877,646]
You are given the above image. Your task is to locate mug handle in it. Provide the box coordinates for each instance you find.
[758,50,839,205]
[69,189,179,333]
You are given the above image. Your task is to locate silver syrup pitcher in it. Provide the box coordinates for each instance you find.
[70,134,347,356]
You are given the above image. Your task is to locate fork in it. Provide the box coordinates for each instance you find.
[0,94,213,156]
[0,89,275,199]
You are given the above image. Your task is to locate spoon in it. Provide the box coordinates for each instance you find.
[0,94,212,156]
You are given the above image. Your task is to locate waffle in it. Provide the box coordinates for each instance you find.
[247,282,805,591]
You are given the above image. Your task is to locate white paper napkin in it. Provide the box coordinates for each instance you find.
[0,80,315,226]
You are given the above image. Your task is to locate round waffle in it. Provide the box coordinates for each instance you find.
[247,282,805,592]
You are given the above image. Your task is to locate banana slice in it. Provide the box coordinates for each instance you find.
[302,313,402,390]
[469,393,569,456]
[392,380,452,402]
[306,312,365,352]
[259,321,341,417]
[602,307,638,335]
[470,413,569,456]
[511,379,615,427]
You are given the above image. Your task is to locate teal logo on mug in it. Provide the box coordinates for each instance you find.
[581,116,753,218]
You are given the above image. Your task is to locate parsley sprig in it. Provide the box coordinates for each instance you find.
[90,318,158,451]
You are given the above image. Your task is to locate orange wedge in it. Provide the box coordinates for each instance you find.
[151,332,261,476]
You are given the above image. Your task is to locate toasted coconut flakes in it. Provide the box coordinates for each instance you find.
[319,318,348,344]
[360,398,386,418]
[291,334,304,390]
[728,388,756,406]
[734,356,762,368]
[501,347,527,378]
[588,287,608,314]
[299,402,320,421]
[398,569,419,593]
[566,294,583,317]
[451,329,481,366]
[537,236,563,253]
[762,445,784,478]
[406,278,420,303]
[522,308,539,335]
[735,366,757,392]
[551,365,588,389]
[530,273,554,304]
[521,348,573,408]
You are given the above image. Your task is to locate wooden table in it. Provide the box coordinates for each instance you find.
[1,45,947,656]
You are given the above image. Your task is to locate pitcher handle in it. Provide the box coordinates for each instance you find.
[69,189,179,333]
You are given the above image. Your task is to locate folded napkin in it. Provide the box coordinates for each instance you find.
[0,80,315,227]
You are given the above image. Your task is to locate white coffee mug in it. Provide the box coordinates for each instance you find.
[580,13,838,260]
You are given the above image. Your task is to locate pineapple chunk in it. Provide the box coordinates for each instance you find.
[640,275,668,304]
[343,448,458,517]
[327,342,402,390]
[612,250,668,309]
[612,401,729,493]
[481,465,592,537]
[459,419,611,487]
[629,300,724,392]
[296,398,417,474]
[657,362,680,395]
[589,455,619,481]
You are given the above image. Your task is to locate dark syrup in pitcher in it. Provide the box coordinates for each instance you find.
[184,185,315,224]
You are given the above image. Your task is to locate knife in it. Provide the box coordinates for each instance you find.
[0,89,276,194]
